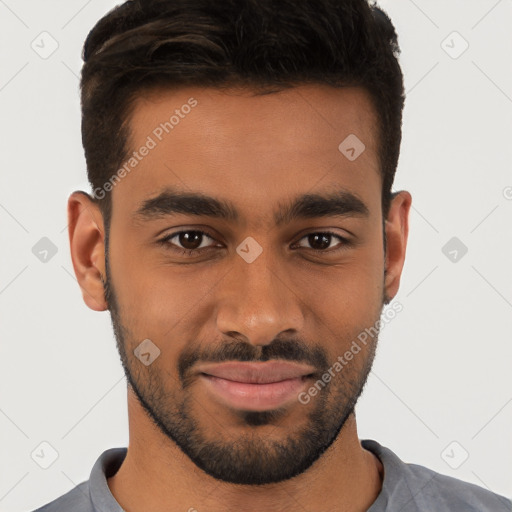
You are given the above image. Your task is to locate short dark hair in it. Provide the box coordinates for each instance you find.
[80,0,404,229]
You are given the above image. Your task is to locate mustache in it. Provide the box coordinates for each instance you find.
[178,338,328,385]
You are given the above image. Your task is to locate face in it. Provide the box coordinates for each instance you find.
[85,84,407,485]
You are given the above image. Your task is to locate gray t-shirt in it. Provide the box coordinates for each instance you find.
[32,439,512,511]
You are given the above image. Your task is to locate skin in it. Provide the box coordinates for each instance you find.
[68,84,411,511]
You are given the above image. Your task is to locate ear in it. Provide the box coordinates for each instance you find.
[383,190,412,302]
[67,191,108,311]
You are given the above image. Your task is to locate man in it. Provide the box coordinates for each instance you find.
[33,0,512,510]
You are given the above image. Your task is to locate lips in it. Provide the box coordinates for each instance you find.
[196,360,316,384]
[196,361,316,412]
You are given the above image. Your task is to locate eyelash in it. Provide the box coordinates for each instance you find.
[157,229,351,257]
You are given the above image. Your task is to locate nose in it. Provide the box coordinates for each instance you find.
[215,245,304,347]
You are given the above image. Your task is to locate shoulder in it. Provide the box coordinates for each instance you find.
[30,481,94,512]
[404,461,512,511]
[362,439,512,512]
[29,447,127,512]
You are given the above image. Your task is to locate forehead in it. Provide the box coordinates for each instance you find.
[112,84,381,224]
[128,83,379,157]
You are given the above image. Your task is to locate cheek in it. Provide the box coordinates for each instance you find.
[305,224,384,297]
[290,237,385,348]
[109,237,216,344]
[297,263,383,334]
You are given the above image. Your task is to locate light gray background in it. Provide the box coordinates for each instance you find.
[1,1,511,510]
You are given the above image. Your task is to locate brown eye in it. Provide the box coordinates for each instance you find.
[158,230,218,255]
[295,232,349,252]
[176,231,206,250]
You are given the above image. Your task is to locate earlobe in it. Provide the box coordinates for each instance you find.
[67,191,108,312]
[383,190,412,302]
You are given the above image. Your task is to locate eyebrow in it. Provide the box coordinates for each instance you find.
[133,187,369,226]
